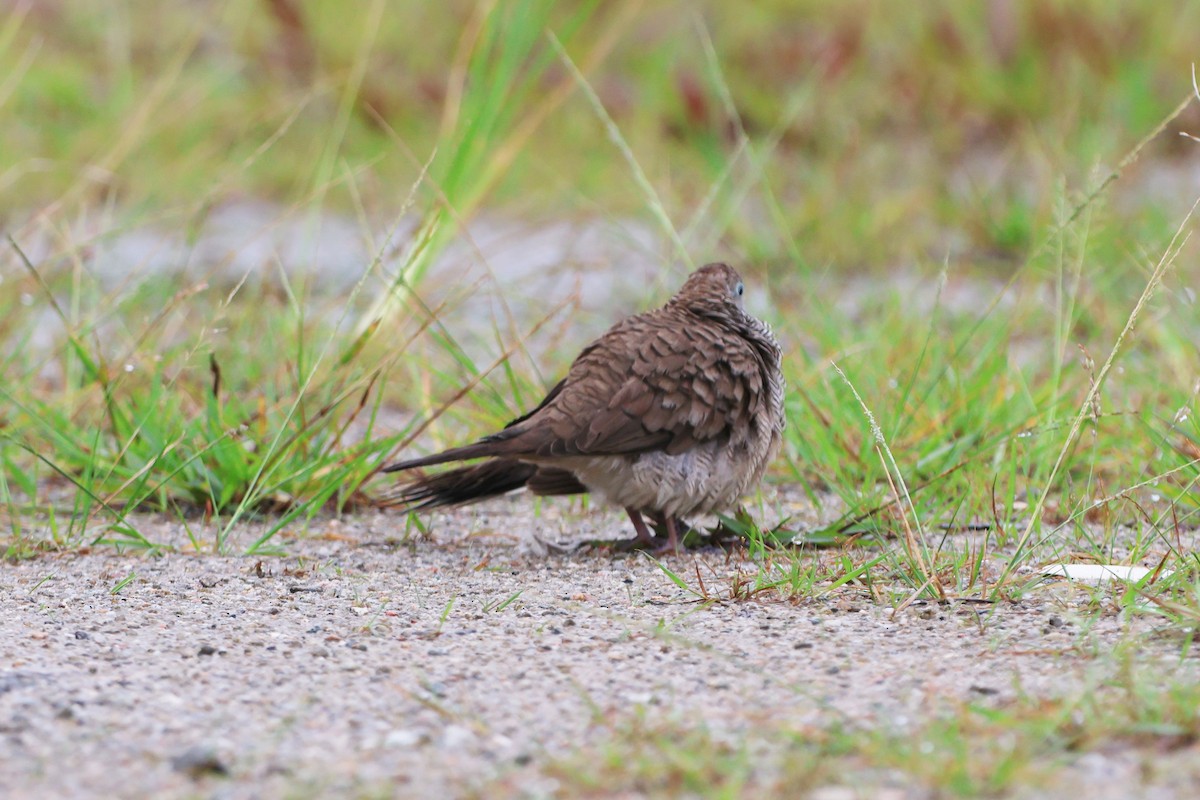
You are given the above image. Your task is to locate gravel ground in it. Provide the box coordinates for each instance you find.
[2,496,1198,799]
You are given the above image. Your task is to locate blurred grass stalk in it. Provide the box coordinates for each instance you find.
[362,0,633,321]
[0,0,635,553]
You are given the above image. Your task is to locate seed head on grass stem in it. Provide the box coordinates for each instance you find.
[997,196,1199,591]
[832,362,945,601]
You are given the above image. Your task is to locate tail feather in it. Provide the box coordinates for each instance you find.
[527,468,588,496]
[382,441,501,473]
[385,459,537,509]
[384,459,589,511]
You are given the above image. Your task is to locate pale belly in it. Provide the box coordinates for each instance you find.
[554,438,775,519]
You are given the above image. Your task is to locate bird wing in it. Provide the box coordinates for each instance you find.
[501,377,567,429]
[493,314,772,458]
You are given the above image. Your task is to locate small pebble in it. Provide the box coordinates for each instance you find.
[441,725,474,749]
[384,729,423,748]
[170,745,229,778]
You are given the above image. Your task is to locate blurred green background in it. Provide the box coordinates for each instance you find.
[4,0,1198,267]
[2,0,1200,554]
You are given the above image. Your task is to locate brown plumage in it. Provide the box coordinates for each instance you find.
[383,262,785,552]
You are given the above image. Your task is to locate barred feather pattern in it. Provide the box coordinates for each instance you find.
[384,263,785,531]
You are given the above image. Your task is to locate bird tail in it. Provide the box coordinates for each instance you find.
[526,468,588,496]
[383,459,537,509]
[381,441,502,473]
[382,459,589,511]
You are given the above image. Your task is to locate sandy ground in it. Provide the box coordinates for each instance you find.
[2,496,1199,799]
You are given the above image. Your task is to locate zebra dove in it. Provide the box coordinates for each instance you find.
[383,262,784,552]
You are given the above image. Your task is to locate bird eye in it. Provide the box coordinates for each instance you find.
[735,281,744,297]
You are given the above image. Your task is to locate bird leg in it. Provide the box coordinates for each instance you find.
[662,515,682,555]
[582,508,655,552]
[601,509,686,553]
[625,507,655,548]
[648,511,686,554]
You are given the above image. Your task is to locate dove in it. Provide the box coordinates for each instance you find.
[383,262,784,552]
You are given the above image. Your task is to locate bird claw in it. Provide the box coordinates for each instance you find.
[581,535,686,555]
[579,536,646,553]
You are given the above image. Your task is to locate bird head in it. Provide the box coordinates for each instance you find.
[671,262,747,317]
